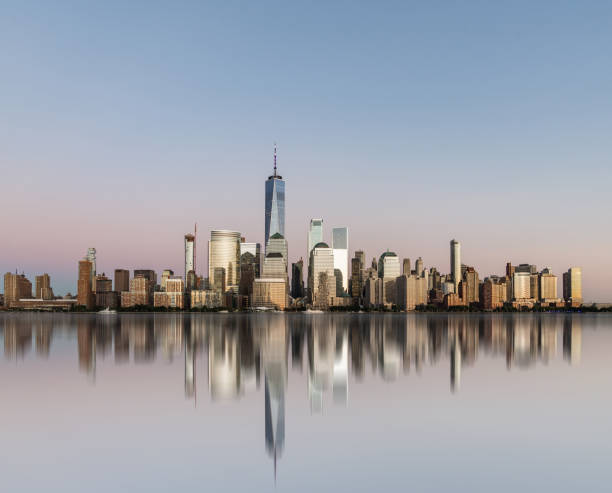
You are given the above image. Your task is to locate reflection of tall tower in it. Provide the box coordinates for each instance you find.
[265,144,286,252]
[450,332,461,393]
[209,329,240,399]
[185,317,195,398]
[333,328,348,404]
[263,316,287,479]
[563,315,582,365]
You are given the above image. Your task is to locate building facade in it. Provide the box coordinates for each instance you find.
[264,145,285,250]
[332,227,349,294]
[208,230,241,292]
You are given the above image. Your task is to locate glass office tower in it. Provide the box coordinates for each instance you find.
[265,146,285,251]
[208,230,241,292]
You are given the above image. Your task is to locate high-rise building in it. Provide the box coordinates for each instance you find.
[77,259,95,309]
[185,234,195,280]
[350,251,365,300]
[539,268,558,302]
[378,251,400,305]
[239,252,257,297]
[563,267,582,305]
[86,248,96,291]
[266,233,288,273]
[460,267,480,304]
[35,273,53,300]
[208,230,241,292]
[402,258,411,276]
[262,253,287,280]
[308,242,336,308]
[481,278,505,310]
[450,240,461,290]
[252,278,287,310]
[121,275,154,307]
[291,258,305,299]
[240,241,261,277]
[415,257,424,277]
[307,219,323,257]
[3,272,33,306]
[134,269,157,286]
[114,269,130,293]
[512,272,531,300]
[154,276,185,309]
[161,269,174,291]
[264,144,285,250]
[332,227,349,294]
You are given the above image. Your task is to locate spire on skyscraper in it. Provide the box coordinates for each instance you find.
[273,142,277,177]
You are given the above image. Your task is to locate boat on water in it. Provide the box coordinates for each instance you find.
[98,307,117,315]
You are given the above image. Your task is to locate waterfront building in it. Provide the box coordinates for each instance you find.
[264,144,285,250]
[461,266,480,304]
[94,274,112,293]
[539,268,559,303]
[95,274,118,308]
[512,272,532,300]
[332,227,349,294]
[307,219,323,257]
[208,230,241,292]
[213,267,226,293]
[121,275,154,307]
[291,258,305,299]
[86,248,96,291]
[563,267,582,306]
[154,276,185,308]
[77,259,95,309]
[396,274,428,311]
[114,269,130,293]
[239,252,257,297]
[190,289,222,308]
[252,278,288,310]
[3,272,33,306]
[35,273,54,300]
[450,239,461,291]
[308,242,336,308]
[530,273,540,301]
[481,278,505,310]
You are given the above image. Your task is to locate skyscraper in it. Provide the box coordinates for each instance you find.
[77,259,94,309]
[450,239,461,290]
[264,144,285,251]
[184,234,195,279]
[307,219,323,257]
[308,242,336,308]
[332,227,349,294]
[208,230,241,292]
[291,259,304,299]
[563,267,582,305]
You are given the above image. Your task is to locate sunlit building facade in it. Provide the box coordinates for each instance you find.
[208,230,241,292]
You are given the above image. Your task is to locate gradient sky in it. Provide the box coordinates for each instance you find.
[1,1,611,300]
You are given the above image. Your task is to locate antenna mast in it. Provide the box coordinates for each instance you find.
[273,142,277,177]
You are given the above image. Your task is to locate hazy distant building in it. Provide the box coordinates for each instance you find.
[114,269,130,293]
[450,239,461,291]
[402,258,411,276]
[332,227,349,294]
[396,274,427,311]
[563,267,582,305]
[415,257,424,277]
[307,219,323,257]
[208,230,241,292]
[264,145,285,251]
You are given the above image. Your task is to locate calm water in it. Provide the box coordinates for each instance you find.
[1,313,611,492]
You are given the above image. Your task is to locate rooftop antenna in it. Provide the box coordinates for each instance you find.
[194,222,197,275]
[273,142,277,177]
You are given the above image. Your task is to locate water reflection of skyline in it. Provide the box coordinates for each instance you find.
[1,313,586,477]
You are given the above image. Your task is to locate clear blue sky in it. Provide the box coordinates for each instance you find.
[1,1,611,300]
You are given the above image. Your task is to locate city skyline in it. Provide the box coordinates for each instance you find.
[1,2,611,300]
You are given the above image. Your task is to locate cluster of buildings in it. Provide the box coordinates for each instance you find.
[2,148,584,311]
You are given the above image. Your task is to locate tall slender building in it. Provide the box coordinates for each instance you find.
[450,239,461,290]
[332,227,349,294]
[86,248,96,291]
[307,219,323,257]
[265,144,285,251]
[185,234,195,280]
